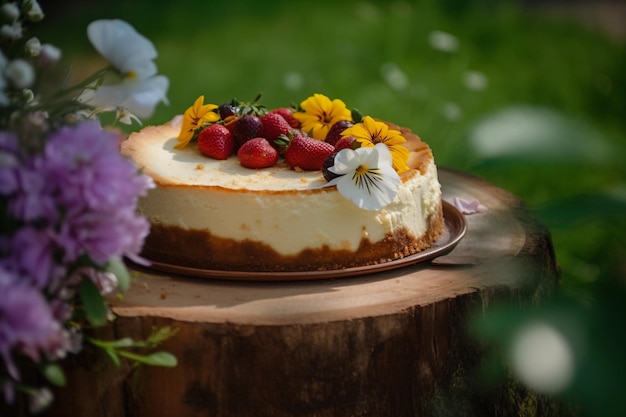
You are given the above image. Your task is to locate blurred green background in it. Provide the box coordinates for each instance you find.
[35,0,625,414]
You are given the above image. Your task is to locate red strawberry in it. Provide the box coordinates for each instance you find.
[197,124,234,160]
[325,119,354,146]
[284,134,335,171]
[260,113,292,142]
[237,137,279,169]
[233,115,263,149]
[334,135,357,151]
[271,107,300,128]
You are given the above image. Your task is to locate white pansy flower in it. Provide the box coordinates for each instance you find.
[4,59,35,88]
[326,143,401,210]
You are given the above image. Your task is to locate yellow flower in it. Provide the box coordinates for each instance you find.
[175,95,219,149]
[341,116,410,173]
[293,93,352,140]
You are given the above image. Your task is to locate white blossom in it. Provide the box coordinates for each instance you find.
[326,143,401,210]
[24,0,44,22]
[40,43,62,66]
[0,20,22,40]
[87,19,158,80]
[0,3,20,21]
[84,19,169,123]
[4,59,35,88]
[24,37,42,56]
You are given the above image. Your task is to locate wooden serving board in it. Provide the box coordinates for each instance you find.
[38,168,560,417]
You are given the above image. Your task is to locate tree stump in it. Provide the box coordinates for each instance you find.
[40,168,560,417]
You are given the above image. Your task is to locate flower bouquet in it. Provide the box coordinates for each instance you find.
[1,1,174,413]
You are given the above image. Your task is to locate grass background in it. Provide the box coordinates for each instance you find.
[33,0,625,414]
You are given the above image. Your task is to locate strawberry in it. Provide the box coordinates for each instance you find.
[334,135,357,151]
[233,115,263,149]
[260,113,292,143]
[197,124,234,160]
[237,137,279,169]
[325,119,354,146]
[271,107,300,128]
[284,134,335,171]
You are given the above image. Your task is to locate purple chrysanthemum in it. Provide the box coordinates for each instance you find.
[41,122,153,265]
[1,121,152,290]
[1,120,153,391]
[0,268,67,380]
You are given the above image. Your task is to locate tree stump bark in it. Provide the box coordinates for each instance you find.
[40,168,560,417]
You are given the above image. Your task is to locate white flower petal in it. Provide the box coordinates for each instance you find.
[122,75,169,118]
[87,19,157,77]
[329,148,360,175]
[87,74,169,120]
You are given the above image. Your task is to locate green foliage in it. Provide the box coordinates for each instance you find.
[41,363,66,388]
[78,278,107,327]
[89,326,179,368]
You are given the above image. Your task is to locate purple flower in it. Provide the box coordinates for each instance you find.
[1,226,65,289]
[7,159,58,222]
[2,121,152,290]
[0,268,65,380]
[41,121,153,264]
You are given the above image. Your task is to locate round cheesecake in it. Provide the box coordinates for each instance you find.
[121,116,444,272]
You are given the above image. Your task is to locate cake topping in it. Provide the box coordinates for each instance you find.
[259,112,292,143]
[197,123,234,160]
[281,131,335,171]
[325,119,355,146]
[324,143,401,211]
[237,137,279,169]
[175,95,219,149]
[292,93,352,140]
[173,93,415,210]
[341,116,410,174]
[233,115,263,149]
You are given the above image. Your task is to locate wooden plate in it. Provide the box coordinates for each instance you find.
[135,201,466,281]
